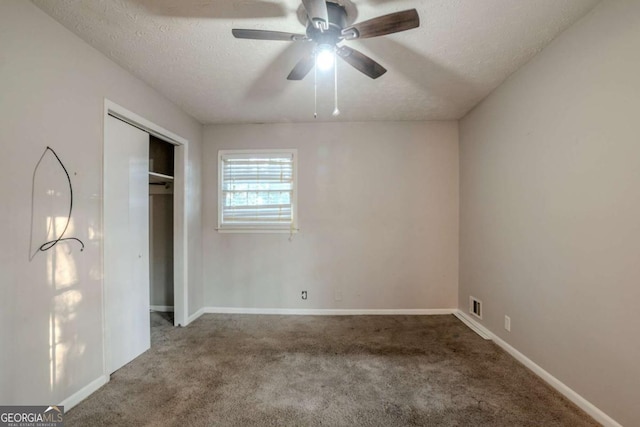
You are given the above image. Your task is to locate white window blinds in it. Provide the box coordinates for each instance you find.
[218,150,297,231]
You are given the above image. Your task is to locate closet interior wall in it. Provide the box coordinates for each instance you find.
[149,135,175,310]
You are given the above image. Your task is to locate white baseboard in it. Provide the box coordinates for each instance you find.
[454,310,622,427]
[150,305,174,312]
[454,311,492,339]
[186,307,205,325]
[59,375,108,411]
[203,307,456,316]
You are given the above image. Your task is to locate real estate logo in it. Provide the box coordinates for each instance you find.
[0,405,64,427]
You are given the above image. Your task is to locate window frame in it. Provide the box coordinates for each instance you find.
[217,149,298,233]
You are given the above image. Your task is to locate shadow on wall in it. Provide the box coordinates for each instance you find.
[29,147,87,396]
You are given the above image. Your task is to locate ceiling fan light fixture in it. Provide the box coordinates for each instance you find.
[315,45,335,71]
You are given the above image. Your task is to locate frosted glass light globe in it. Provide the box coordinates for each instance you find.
[316,48,335,71]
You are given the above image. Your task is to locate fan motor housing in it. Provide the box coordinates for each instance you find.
[306,2,347,45]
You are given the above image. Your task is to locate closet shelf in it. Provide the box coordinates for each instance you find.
[149,171,174,184]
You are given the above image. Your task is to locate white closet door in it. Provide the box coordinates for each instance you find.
[104,115,150,374]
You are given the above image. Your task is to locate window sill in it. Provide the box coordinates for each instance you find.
[216,228,299,234]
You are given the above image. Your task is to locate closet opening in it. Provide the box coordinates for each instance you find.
[103,99,189,362]
[149,135,175,325]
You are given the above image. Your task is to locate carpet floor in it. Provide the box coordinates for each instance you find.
[67,313,598,426]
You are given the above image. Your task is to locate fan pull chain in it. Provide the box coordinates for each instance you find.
[332,49,340,117]
[314,51,318,119]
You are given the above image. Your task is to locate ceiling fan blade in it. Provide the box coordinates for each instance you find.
[287,53,316,80]
[337,46,387,79]
[302,0,329,30]
[341,9,419,40]
[232,29,306,41]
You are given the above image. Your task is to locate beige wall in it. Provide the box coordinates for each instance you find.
[459,1,640,425]
[0,0,202,406]
[203,121,459,310]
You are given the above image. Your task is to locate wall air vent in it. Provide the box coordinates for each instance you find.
[469,296,483,319]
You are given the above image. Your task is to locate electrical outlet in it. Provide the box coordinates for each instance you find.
[301,291,307,300]
[504,315,511,332]
[334,290,342,301]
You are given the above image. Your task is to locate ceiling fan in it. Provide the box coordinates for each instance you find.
[232,0,420,81]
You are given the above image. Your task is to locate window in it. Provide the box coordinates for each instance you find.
[218,149,297,232]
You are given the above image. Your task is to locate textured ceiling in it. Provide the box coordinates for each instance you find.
[32,0,599,124]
